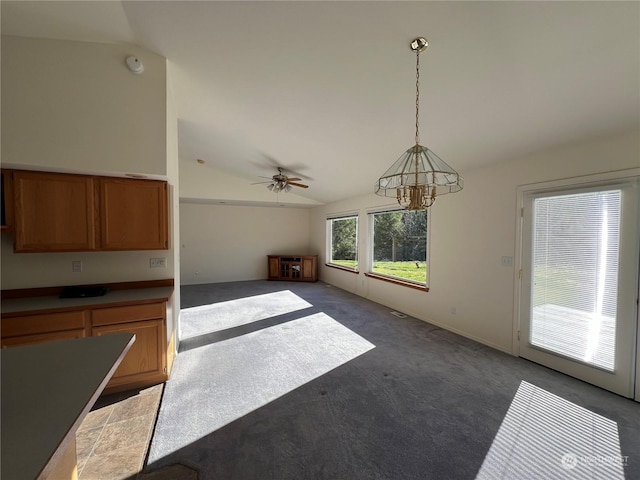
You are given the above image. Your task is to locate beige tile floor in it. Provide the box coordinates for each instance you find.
[77,384,163,479]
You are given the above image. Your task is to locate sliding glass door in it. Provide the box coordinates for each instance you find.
[519,178,639,398]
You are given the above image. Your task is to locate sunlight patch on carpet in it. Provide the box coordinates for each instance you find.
[180,290,312,339]
[476,381,625,479]
[148,312,375,462]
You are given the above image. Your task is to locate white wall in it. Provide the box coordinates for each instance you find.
[1,35,174,291]
[0,239,174,289]
[180,203,311,285]
[1,35,167,177]
[309,129,640,354]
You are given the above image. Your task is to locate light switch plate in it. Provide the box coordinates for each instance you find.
[150,258,167,268]
[501,256,513,267]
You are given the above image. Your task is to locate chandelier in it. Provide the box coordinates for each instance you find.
[375,37,463,210]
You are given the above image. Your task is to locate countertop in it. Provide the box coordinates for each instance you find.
[1,333,135,480]
[1,286,174,315]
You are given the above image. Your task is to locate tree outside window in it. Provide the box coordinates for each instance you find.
[328,216,358,269]
[371,210,427,284]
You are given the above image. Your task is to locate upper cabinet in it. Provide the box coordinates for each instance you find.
[5,170,168,253]
[99,178,168,250]
[13,171,96,252]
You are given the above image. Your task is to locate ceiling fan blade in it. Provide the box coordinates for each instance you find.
[288,181,309,189]
[286,177,302,182]
[251,181,274,185]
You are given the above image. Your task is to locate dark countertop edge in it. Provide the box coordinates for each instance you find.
[1,278,174,300]
[1,286,174,315]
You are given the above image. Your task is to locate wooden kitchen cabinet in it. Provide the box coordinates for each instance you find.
[93,320,164,391]
[98,177,168,250]
[91,302,167,392]
[267,255,318,282]
[12,171,96,252]
[1,299,169,394]
[6,170,168,252]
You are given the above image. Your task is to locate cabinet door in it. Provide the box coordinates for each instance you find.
[301,257,317,282]
[93,319,165,388]
[99,178,168,250]
[13,171,96,252]
[268,256,280,280]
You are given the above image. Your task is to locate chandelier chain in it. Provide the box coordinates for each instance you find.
[415,49,420,145]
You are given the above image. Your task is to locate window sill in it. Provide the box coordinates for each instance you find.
[364,272,429,291]
[325,263,359,274]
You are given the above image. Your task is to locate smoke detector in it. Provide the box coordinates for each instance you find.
[125,56,144,74]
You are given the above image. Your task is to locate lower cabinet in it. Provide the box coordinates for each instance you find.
[92,303,167,393]
[1,300,168,394]
[93,320,164,391]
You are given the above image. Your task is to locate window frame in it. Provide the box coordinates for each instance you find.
[326,214,359,273]
[366,208,430,291]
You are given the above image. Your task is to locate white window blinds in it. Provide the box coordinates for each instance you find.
[531,189,621,371]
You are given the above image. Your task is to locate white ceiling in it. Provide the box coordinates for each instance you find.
[2,1,639,205]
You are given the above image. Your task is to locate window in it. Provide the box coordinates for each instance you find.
[370,209,427,285]
[327,216,358,270]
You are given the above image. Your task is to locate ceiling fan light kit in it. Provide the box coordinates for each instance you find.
[256,167,309,193]
[375,37,463,210]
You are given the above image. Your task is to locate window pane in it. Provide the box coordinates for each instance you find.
[531,190,621,371]
[328,216,358,269]
[371,210,427,284]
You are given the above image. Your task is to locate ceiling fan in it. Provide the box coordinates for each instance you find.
[252,167,309,193]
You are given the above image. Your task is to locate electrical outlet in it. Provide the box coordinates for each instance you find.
[72,260,82,273]
[150,258,167,268]
[501,256,513,267]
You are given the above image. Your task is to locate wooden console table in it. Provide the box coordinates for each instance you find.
[268,255,318,282]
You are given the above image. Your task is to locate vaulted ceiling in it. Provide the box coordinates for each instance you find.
[3,1,639,205]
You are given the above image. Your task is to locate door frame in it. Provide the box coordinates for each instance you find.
[512,168,640,399]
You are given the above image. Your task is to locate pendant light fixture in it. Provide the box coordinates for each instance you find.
[375,37,463,210]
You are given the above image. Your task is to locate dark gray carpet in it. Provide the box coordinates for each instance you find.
[145,280,640,479]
